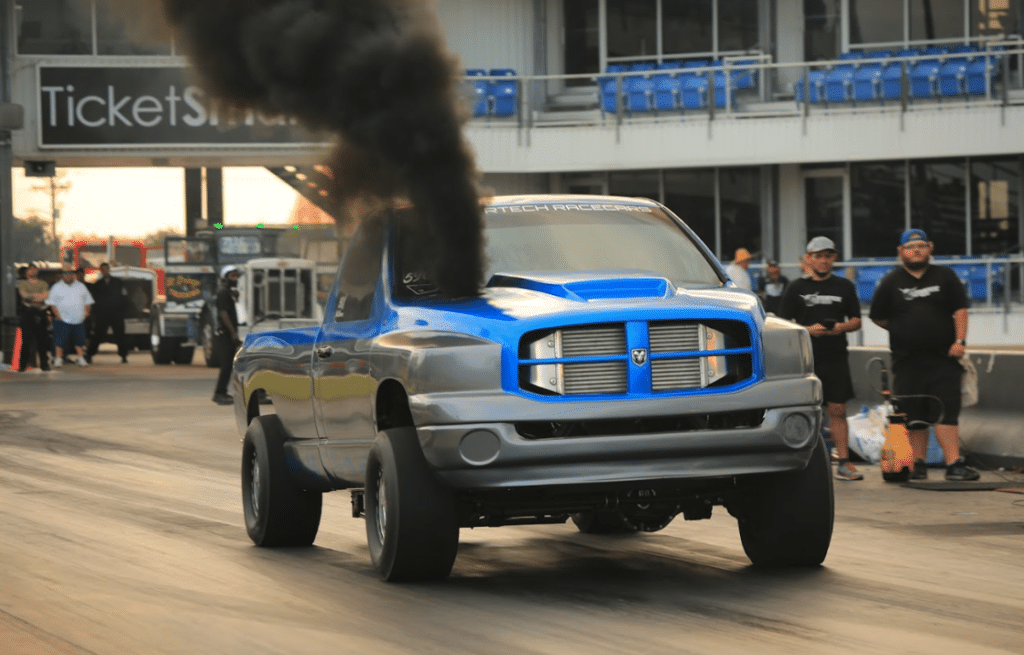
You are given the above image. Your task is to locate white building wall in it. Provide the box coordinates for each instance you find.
[435,0,535,74]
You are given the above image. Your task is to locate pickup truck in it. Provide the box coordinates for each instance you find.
[231,195,830,582]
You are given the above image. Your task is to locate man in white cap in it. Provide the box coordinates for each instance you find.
[724,247,754,290]
[778,236,864,481]
[869,228,979,482]
[212,265,241,405]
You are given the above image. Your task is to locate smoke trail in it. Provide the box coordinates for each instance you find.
[161,0,484,298]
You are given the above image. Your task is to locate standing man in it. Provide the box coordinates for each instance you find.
[16,264,52,372]
[759,259,790,314]
[724,247,754,290]
[212,265,242,405]
[87,263,129,364]
[779,236,864,481]
[869,229,979,481]
[47,267,94,368]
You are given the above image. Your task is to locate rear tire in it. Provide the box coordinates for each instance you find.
[173,345,195,365]
[202,319,218,368]
[364,427,459,581]
[737,435,834,567]
[241,415,322,547]
[150,316,175,365]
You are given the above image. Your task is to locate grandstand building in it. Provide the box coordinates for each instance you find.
[5,0,1024,343]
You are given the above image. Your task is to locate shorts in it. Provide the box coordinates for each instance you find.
[53,321,87,350]
[893,354,963,426]
[813,352,855,405]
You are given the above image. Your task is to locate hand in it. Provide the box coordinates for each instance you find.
[807,323,829,338]
[949,342,966,359]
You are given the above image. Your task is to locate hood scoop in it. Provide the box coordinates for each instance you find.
[487,271,674,301]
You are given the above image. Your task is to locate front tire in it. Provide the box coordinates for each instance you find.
[364,427,459,582]
[150,316,176,365]
[737,435,834,567]
[241,415,322,547]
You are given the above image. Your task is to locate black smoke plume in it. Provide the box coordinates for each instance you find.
[161,0,484,297]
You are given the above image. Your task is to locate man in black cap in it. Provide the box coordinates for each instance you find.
[869,228,979,481]
[212,265,242,405]
[779,236,863,481]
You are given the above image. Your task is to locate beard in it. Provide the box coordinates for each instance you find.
[904,259,928,271]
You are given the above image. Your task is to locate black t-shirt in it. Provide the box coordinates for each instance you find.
[869,264,968,358]
[91,276,124,313]
[760,274,790,314]
[777,274,861,356]
[216,285,239,336]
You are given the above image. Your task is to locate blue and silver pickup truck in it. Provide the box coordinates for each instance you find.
[232,195,830,581]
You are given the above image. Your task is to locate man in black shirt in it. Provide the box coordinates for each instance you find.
[212,265,242,406]
[869,228,978,482]
[87,263,129,364]
[779,236,863,481]
[759,259,789,315]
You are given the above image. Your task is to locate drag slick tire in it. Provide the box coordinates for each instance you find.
[242,415,322,547]
[737,435,834,567]
[364,427,459,582]
[571,511,640,534]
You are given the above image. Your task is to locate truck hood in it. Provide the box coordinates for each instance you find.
[393,271,761,339]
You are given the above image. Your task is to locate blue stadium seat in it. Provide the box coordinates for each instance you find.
[910,59,942,98]
[729,59,759,90]
[966,53,1001,95]
[681,75,709,109]
[466,69,489,116]
[938,59,968,96]
[794,70,827,104]
[624,76,655,113]
[853,61,885,102]
[487,69,518,117]
[825,63,857,103]
[681,59,711,69]
[653,74,683,111]
[629,62,657,75]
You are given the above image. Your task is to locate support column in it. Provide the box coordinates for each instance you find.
[184,167,203,237]
[0,0,17,365]
[206,167,223,229]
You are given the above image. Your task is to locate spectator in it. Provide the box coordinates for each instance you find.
[869,228,979,482]
[759,259,789,315]
[212,265,241,405]
[778,236,864,481]
[47,267,94,368]
[87,262,129,364]
[16,264,51,372]
[724,247,753,290]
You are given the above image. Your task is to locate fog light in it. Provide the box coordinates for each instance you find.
[780,413,813,449]
[459,430,500,465]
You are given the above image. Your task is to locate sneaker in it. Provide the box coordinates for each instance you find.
[835,460,864,481]
[76,356,89,367]
[212,393,234,406]
[946,458,981,481]
[910,459,928,480]
[121,356,128,364]
[53,357,63,368]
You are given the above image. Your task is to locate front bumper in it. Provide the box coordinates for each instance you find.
[417,404,823,490]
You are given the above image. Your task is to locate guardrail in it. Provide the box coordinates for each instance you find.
[464,41,1024,137]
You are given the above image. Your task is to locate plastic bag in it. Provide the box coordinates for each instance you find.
[848,404,887,464]
[960,355,979,408]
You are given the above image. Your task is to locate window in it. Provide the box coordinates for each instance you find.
[17,0,91,55]
[971,157,1021,255]
[664,169,716,252]
[565,0,601,81]
[911,159,967,256]
[337,216,384,321]
[96,2,172,55]
[607,0,658,58]
[805,0,841,61]
[662,0,713,55]
[910,0,966,41]
[849,0,905,45]
[718,0,760,51]
[719,168,762,260]
[851,162,906,257]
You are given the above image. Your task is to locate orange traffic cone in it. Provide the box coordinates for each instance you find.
[11,327,22,371]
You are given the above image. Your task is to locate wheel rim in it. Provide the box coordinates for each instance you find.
[249,450,261,516]
[375,468,387,544]
[150,323,160,349]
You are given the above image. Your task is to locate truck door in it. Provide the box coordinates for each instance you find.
[312,218,384,488]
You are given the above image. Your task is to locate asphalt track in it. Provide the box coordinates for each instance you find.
[2,347,1023,655]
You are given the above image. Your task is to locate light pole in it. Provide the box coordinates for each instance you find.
[32,173,70,261]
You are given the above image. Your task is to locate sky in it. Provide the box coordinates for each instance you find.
[12,167,303,240]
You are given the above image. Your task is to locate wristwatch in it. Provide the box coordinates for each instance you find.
[955,339,967,346]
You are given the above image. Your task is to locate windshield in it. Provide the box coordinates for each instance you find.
[482,203,722,286]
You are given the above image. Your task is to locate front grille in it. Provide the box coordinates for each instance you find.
[519,319,753,397]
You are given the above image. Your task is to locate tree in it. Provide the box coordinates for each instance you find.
[12,214,58,264]
[141,228,184,247]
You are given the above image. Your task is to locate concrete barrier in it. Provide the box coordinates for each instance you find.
[848,347,1024,468]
